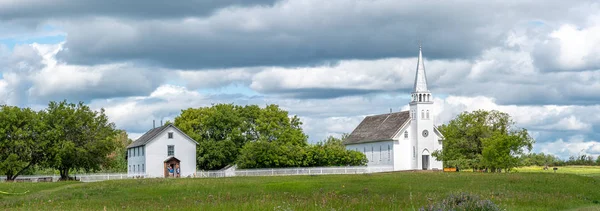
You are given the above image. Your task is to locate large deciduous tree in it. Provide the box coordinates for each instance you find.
[103,130,132,172]
[0,106,48,180]
[175,104,308,170]
[432,110,534,172]
[44,100,118,180]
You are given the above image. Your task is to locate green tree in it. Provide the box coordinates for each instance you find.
[432,110,534,171]
[237,136,367,169]
[0,106,48,180]
[307,136,367,167]
[103,130,132,172]
[175,104,308,170]
[44,100,118,180]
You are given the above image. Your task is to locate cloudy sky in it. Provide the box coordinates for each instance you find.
[1,0,600,159]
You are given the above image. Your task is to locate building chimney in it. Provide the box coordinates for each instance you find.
[153,120,155,129]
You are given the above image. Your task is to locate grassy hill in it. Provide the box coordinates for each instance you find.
[2,167,600,210]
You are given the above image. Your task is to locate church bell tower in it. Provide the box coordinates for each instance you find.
[409,44,435,170]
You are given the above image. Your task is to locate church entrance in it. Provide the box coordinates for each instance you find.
[164,157,181,178]
[422,149,430,170]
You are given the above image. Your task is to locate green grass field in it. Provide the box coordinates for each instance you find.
[2,166,600,210]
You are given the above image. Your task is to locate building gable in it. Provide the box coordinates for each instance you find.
[127,124,198,148]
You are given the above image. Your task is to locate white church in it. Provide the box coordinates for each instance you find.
[344,46,444,171]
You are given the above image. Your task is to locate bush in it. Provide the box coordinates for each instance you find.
[420,192,501,211]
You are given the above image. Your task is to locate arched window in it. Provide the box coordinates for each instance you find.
[419,94,422,102]
[379,146,382,161]
[371,146,374,160]
[426,110,429,119]
[387,145,391,161]
[404,131,408,138]
[421,110,424,119]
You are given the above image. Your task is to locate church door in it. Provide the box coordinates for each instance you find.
[421,149,430,170]
[422,155,430,170]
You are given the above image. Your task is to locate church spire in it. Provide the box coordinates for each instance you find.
[413,44,429,92]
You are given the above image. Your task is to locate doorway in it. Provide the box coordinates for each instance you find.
[422,149,430,170]
[164,157,181,178]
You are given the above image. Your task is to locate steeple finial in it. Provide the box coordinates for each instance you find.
[413,44,429,92]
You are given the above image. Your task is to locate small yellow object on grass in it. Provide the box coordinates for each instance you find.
[0,190,30,195]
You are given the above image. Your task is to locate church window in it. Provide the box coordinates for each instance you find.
[137,164,140,173]
[129,165,131,173]
[168,132,174,139]
[371,146,374,160]
[133,165,136,173]
[419,94,422,102]
[379,146,382,161]
[142,164,145,172]
[387,145,391,161]
[421,110,424,119]
[142,147,144,156]
[404,131,408,139]
[426,110,429,119]
[364,147,366,153]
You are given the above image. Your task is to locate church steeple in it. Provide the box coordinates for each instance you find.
[411,44,432,103]
[413,44,428,92]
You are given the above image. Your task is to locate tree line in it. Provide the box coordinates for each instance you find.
[173,104,366,170]
[520,153,600,166]
[0,101,121,180]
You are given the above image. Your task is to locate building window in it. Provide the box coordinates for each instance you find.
[371,146,374,160]
[142,164,145,172]
[421,110,424,119]
[404,131,408,139]
[168,132,174,139]
[133,148,136,157]
[413,146,416,159]
[137,164,140,173]
[129,165,131,173]
[168,145,174,156]
[128,149,131,158]
[142,147,144,156]
[363,147,366,153]
[133,165,136,173]
[426,110,430,119]
[387,145,391,161]
[379,146,382,161]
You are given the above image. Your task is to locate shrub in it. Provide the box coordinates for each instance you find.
[420,192,501,211]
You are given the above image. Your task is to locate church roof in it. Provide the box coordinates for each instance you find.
[413,45,429,92]
[344,111,410,145]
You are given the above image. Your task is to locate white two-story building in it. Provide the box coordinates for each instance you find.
[127,124,198,178]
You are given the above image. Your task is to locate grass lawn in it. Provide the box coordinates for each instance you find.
[1,167,600,210]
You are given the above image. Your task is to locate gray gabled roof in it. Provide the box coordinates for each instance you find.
[344,111,411,145]
[127,124,198,148]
